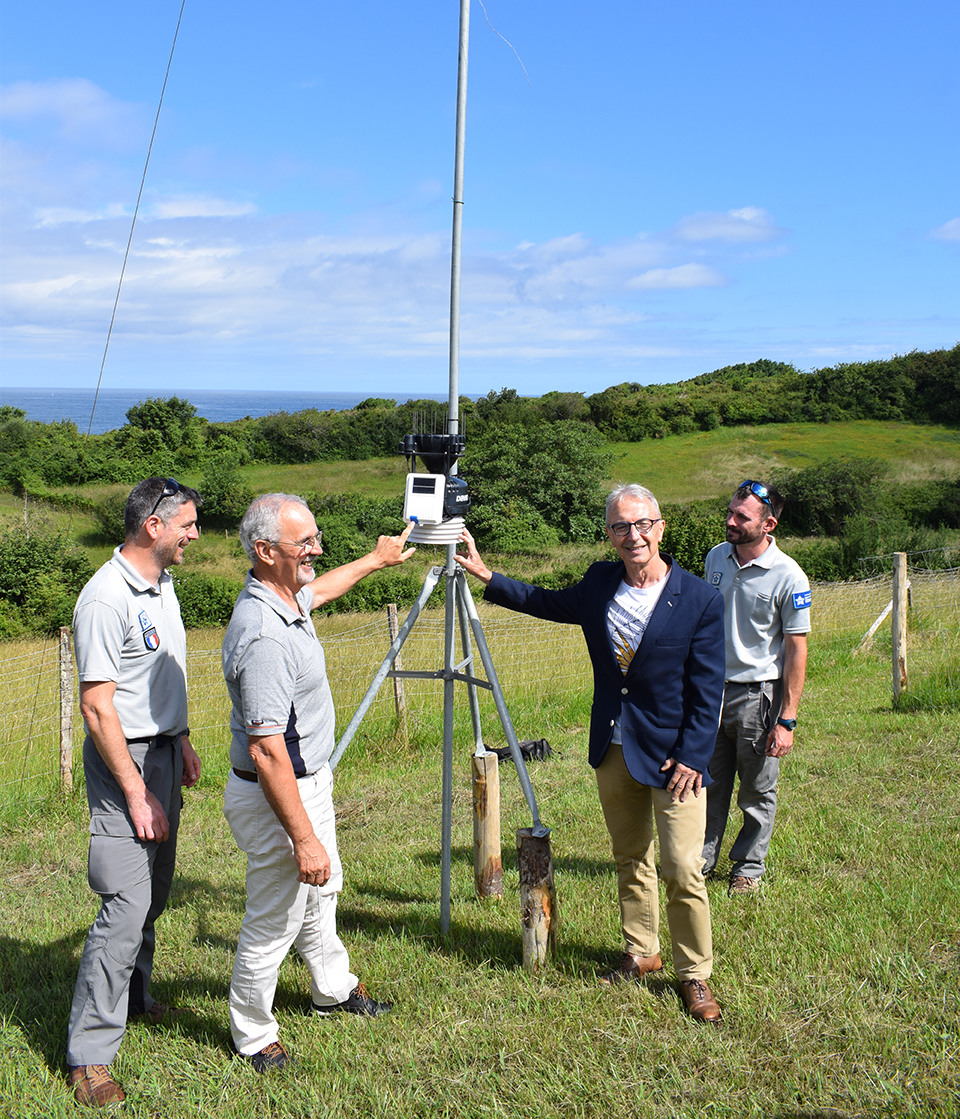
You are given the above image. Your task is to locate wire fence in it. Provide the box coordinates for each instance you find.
[2,567,958,799]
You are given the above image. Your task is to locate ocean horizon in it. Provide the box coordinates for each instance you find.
[0,387,478,436]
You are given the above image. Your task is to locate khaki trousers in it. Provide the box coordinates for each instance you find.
[595,742,713,980]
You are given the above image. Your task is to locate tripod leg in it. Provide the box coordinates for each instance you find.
[330,564,444,770]
[440,562,457,933]
[454,574,484,754]
[458,574,549,838]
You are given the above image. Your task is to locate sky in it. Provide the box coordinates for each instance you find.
[1,0,958,398]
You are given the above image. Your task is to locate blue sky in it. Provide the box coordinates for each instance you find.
[1,0,957,397]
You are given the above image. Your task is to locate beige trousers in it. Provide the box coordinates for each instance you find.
[595,742,713,980]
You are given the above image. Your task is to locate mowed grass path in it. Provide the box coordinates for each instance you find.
[1,579,958,1118]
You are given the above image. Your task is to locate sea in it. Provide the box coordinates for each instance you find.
[0,387,466,436]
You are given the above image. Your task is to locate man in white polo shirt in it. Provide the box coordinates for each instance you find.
[702,480,811,895]
[67,478,202,1108]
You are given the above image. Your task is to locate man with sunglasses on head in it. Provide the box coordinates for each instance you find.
[66,477,202,1108]
[222,493,416,1071]
[457,483,726,1023]
[701,480,811,897]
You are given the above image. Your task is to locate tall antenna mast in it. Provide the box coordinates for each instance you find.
[447,0,470,441]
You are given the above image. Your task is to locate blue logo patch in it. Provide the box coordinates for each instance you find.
[792,590,812,610]
[138,610,153,631]
[711,572,722,585]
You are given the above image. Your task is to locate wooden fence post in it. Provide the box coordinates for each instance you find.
[59,626,73,792]
[892,552,908,705]
[386,604,408,745]
[517,828,556,971]
[472,751,503,899]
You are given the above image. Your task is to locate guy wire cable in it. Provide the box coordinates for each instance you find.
[71,0,188,511]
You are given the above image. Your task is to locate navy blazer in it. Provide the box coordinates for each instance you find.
[484,556,725,788]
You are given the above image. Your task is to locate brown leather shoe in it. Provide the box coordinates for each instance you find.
[729,875,761,896]
[598,951,664,985]
[68,1065,125,1107]
[679,978,722,1023]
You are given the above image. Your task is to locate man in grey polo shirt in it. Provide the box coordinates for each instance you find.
[67,478,202,1108]
[702,480,811,895]
[222,493,415,1071]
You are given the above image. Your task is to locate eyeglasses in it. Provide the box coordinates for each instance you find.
[608,518,662,537]
[148,478,181,519]
[738,480,772,506]
[270,532,323,555]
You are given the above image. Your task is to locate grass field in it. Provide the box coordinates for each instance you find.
[606,421,960,504]
[1,574,958,1118]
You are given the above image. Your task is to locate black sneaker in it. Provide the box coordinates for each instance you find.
[312,981,392,1018]
[249,1040,289,1072]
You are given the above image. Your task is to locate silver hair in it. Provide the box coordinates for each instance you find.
[605,483,661,521]
[238,493,311,562]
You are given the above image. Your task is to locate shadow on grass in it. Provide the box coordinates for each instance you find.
[0,875,244,1073]
[412,843,612,878]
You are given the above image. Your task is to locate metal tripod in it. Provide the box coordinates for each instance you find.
[329,553,549,934]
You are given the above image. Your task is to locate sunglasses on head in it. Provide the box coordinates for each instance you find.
[738,480,771,506]
[148,478,181,519]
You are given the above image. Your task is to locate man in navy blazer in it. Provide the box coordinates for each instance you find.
[456,483,725,1022]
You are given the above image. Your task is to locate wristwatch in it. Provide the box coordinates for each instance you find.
[776,717,797,731]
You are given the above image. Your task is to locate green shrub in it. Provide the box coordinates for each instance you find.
[171,572,243,628]
[0,529,95,635]
[199,455,255,523]
[661,501,726,573]
[92,493,128,545]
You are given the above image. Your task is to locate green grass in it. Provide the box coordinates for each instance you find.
[607,420,960,503]
[1,578,958,1117]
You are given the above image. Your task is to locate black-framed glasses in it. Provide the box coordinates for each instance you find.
[738,480,771,506]
[608,518,662,537]
[148,478,181,519]
[270,532,323,555]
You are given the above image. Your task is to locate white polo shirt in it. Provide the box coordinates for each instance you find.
[704,537,811,683]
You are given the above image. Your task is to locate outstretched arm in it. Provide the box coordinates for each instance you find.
[308,522,417,610]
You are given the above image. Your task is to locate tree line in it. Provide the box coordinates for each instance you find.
[1,345,958,637]
[3,346,957,494]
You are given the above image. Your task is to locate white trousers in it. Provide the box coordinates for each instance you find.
[223,765,357,1055]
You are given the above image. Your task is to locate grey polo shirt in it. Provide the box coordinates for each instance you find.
[704,537,811,683]
[223,572,336,777]
[73,546,188,740]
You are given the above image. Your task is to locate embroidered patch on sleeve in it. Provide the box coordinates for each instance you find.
[711,572,722,585]
[793,590,812,609]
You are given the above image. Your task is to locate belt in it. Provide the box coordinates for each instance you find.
[232,766,315,783]
[126,734,180,749]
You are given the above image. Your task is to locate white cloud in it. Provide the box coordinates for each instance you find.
[0,82,790,375]
[627,264,727,290]
[671,206,784,243]
[0,79,147,150]
[150,196,258,219]
[931,217,960,242]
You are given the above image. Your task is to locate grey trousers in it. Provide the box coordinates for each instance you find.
[66,737,182,1067]
[702,681,781,881]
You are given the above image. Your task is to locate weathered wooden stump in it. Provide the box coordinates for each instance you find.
[517,827,556,971]
[473,751,503,899]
